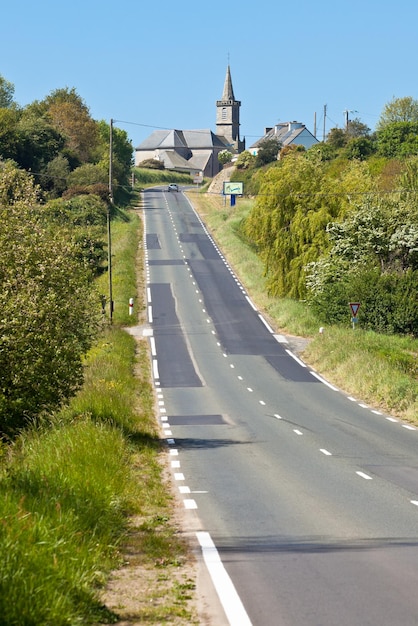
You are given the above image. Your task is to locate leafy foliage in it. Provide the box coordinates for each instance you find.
[254,138,281,167]
[376,96,418,130]
[243,153,374,298]
[218,149,233,165]
[306,193,418,334]
[0,164,100,435]
[0,74,15,108]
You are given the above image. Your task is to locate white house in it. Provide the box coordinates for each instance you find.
[249,121,318,155]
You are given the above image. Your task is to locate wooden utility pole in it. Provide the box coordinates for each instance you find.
[323,104,327,142]
[108,118,114,322]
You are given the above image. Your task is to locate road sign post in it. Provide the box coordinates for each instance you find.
[349,302,361,329]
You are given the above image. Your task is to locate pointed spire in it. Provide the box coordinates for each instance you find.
[221,65,235,101]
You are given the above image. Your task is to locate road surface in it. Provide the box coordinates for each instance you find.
[142,186,418,626]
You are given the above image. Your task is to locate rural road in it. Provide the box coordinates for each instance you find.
[142,185,418,626]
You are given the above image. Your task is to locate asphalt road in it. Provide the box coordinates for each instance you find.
[143,186,418,626]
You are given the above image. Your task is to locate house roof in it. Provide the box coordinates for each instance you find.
[250,122,318,149]
[136,128,228,151]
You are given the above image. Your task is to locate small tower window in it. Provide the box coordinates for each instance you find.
[222,107,227,120]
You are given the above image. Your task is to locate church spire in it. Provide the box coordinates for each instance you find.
[221,65,235,101]
[216,64,245,154]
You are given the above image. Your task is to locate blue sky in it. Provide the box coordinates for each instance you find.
[2,0,418,150]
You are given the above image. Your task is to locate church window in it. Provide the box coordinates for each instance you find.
[222,107,227,120]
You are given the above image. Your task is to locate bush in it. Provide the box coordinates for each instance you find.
[0,202,100,435]
[138,158,165,170]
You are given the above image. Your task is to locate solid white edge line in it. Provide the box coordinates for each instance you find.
[258,314,274,334]
[196,531,253,626]
[285,349,307,368]
[152,358,159,380]
[148,305,153,324]
[245,295,257,311]
[150,336,156,357]
[310,371,338,391]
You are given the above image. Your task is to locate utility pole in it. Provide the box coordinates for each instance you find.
[313,111,317,138]
[344,109,358,130]
[323,104,327,142]
[107,118,114,322]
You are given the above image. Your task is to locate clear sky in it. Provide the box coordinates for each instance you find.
[2,0,418,150]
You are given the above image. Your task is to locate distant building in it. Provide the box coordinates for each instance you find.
[249,121,318,155]
[134,65,245,178]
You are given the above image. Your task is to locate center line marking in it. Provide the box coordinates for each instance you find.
[293,429,303,435]
[320,448,332,456]
[356,471,372,480]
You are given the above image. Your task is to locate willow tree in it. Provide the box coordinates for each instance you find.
[243,153,375,298]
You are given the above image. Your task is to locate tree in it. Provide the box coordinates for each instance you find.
[41,88,100,164]
[346,118,370,138]
[255,138,281,167]
[243,153,374,298]
[327,127,347,148]
[377,96,418,130]
[16,111,65,174]
[218,150,233,165]
[344,136,376,160]
[0,161,100,435]
[0,75,15,108]
[0,107,21,161]
[235,150,256,170]
[376,121,418,158]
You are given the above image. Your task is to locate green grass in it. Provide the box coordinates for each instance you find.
[96,207,143,326]
[189,190,418,422]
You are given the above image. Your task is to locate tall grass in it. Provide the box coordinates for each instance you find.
[0,418,134,624]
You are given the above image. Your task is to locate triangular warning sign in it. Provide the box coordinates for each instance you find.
[349,302,361,316]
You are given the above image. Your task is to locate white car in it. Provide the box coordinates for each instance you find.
[168,183,179,192]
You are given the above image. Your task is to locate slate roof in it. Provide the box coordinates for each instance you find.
[135,129,228,152]
[250,122,318,149]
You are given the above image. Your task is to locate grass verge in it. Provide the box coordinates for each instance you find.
[188,189,418,421]
[0,203,198,624]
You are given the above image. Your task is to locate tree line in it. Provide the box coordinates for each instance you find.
[0,75,133,436]
[232,96,418,336]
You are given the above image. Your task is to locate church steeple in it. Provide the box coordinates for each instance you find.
[216,65,245,153]
[221,65,235,101]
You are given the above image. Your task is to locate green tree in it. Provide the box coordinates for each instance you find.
[376,122,418,158]
[16,111,65,175]
[0,162,99,435]
[327,127,347,148]
[235,150,256,170]
[218,149,233,165]
[255,138,281,167]
[244,154,374,298]
[0,107,21,161]
[0,75,15,108]
[377,96,418,130]
[346,118,371,138]
[344,136,376,160]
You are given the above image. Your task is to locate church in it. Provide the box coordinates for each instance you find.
[134,66,245,178]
